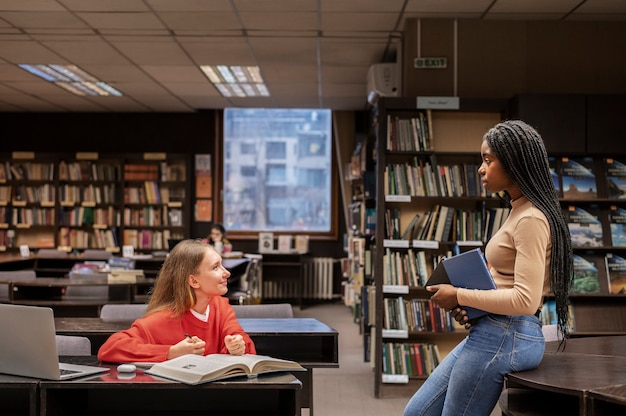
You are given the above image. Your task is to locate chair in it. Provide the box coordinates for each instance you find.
[228,255,262,305]
[55,335,92,356]
[542,324,560,342]
[82,249,112,260]
[232,303,294,319]
[37,248,69,258]
[100,303,147,322]
[0,270,37,301]
[64,272,109,299]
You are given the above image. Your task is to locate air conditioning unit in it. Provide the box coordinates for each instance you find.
[366,63,399,106]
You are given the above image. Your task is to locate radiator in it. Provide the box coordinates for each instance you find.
[262,257,337,300]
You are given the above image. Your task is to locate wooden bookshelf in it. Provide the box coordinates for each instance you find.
[0,152,191,255]
[370,97,505,398]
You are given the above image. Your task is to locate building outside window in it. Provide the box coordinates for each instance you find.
[223,108,332,232]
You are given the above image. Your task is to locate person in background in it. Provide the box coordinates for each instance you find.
[207,223,232,255]
[404,120,573,416]
[98,239,255,363]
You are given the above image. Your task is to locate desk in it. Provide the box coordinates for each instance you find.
[5,277,154,317]
[55,317,338,416]
[1,358,301,416]
[501,336,626,415]
[0,373,38,416]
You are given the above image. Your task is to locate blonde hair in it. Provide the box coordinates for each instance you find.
[146,239,215,317]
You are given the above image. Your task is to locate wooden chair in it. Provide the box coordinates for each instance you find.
[100,303,147,322]
[232,303,294,319]
[55,335,92,356]
[0,270,37,302]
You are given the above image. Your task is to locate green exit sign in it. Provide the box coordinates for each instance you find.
[414,57,447,69]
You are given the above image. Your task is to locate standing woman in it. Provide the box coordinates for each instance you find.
[98,239,255,363]
[404,120,572,416]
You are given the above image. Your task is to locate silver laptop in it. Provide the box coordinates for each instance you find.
[0,303,109,380]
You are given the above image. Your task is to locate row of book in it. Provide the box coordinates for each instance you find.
[384,158,487,198]
[122,228,177,250]
[122,207,183,227]
[59,206,120,227]
[9,184,56,204]
[58,184,117,204]
[566,204,626,247]
[57,227,119,249]
[567,252,626,295]
[385,204,510,243]
[1,207,55,226]
[383,297,456,333]
[123,162,186,182]
[381,342,441,378]
[382,248,430,287]
[385,110,434,152]
[551,156,626,199]
[58,161,121,182]
[0,161,55,181]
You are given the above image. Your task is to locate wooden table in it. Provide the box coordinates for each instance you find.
[501,336,626,416]
[55,317,338,416]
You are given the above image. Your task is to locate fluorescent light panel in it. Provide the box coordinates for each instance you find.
[18,64,122,96]
[200,65,270,98]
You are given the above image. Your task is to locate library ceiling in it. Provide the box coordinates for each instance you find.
[0,0,624,112]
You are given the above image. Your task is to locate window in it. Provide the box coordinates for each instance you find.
[223,108,333,233]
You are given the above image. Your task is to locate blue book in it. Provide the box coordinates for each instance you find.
[425,248,496,319]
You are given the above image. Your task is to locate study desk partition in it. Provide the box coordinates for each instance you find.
[1,358,302,416]
[500,336,626,416]
[54,317,338,416]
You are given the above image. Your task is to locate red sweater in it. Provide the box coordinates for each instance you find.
[97,296,256,363]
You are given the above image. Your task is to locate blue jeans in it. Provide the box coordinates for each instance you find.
[403,314,545,416]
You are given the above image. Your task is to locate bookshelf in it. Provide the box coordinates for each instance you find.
[510,94,626,336]
[121,153,188,252]
[0,152,190,255]
[371,97,504,398]
[542,155,626,335]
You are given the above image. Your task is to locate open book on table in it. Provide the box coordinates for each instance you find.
[425,248,496,320]
[145,354,306,385]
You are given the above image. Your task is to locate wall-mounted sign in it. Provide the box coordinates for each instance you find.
[414,57,447,69]
[416,96,460,110]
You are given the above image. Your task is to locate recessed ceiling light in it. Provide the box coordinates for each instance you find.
[200,65,270,98]
[18,64,122,96]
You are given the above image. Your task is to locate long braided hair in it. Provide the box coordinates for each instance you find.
[484,120,573,340]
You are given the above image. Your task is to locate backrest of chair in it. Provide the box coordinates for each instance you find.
[37,249,69,258]
[232,303,294,319]
[0,270,37,300]
[100,303,147,322]
[82,249,112,260]
[242,258,260,290]
[542,324,560,342]
[55,335,92,356]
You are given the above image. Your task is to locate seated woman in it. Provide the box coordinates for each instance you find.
[98,239,255,363]
[207,223,232,254]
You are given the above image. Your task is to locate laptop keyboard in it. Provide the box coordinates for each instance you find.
[59,368,80,376]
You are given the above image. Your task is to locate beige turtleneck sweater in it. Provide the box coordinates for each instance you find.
[456,197,551,316]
